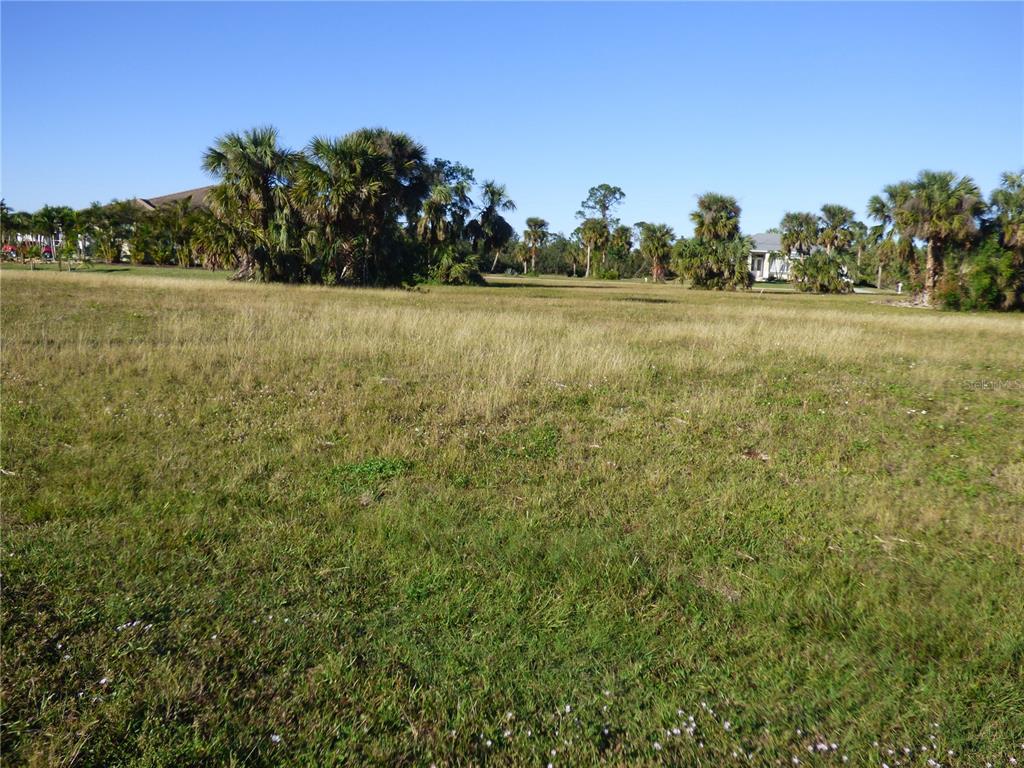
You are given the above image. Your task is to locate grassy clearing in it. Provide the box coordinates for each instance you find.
[0,263,230,280]
[1,270,1022,767]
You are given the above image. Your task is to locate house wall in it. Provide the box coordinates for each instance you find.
[749,250,792,281]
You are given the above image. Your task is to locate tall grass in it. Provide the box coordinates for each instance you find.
[2,270,1022,766]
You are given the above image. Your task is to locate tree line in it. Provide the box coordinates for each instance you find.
[1,125,1021,310]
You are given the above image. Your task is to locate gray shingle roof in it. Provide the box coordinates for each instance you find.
[750,232,782,252]
[136,185,214,211]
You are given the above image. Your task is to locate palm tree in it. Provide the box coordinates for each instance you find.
[294,129,428,284]
[192,208,241,271]
[901,170,985,305]
[578,218,608,278]
[638,223,675,281]
[867,182,917,289]
[474,181,516,272]
[415,184,454,272]
[779,212,819,257]
[991,171,1024,255]
[690,193,741,242]
[987,170,1024,309]
[523,217,549,273]
[818,204,856,256]
[202,126,300,281]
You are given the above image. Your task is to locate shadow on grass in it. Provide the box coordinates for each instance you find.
[482,277,627,290]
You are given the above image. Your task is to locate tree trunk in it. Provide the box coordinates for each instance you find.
[490,249,501,272]
[924,240,941,306]
[876,261,883,290]
[905,243,921,290]
[232,250,258,281]
[584,244,592,278]
[530,250,536,273]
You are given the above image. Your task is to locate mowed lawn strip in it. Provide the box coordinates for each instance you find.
[2,270,1022,766]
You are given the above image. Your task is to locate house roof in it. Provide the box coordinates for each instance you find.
[750,232,782,252]
[135,185,214,211]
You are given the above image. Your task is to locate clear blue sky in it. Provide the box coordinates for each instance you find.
[2,2,1022,237]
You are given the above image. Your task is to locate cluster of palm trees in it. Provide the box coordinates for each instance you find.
[773,169,1023,308]
[865,171,1004,307]
[1,126,519,285]
[4,130,1021,310]
[198,126,517,285]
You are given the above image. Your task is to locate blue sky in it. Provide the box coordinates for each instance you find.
[2,2,1021,237]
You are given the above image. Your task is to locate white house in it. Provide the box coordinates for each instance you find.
[748,232,795,281]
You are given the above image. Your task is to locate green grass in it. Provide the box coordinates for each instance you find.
[2,270,1022,766]
[1,262,231,280]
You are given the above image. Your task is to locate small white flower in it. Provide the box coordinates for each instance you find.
[723,720,731,730]
[653,741,662,751]
[564,704,571,714]
[99,677,109,686]
[672,728,680,736]
[843,757,849,763]
[270,734,282,744]
[485,739,492,747]
[792,758,800,765]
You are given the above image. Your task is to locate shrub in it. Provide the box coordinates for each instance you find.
[791,251,854,294]
[430,245,484,286]
[939,235,1024,311]
[673,238,753,290]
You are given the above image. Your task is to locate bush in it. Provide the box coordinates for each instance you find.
[939,236,1023,311]
[673,238,753,290]
[791,251,854,294]
[430,245,485,286]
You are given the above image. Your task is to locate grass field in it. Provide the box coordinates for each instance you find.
[2,269,1022,767]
